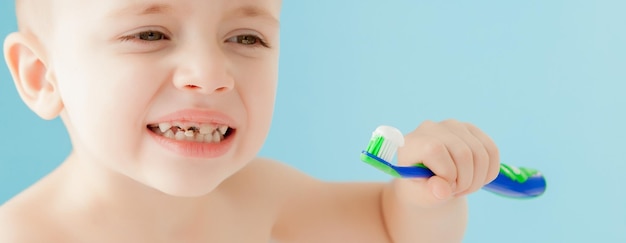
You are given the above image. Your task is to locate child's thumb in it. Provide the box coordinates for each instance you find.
[427,176,453,201]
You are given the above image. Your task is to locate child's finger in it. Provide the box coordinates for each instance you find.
[397,134,457,189]
[428,176,454,201]
[436,133,474,195]
[465,123,500,184]
[441,121,492,195]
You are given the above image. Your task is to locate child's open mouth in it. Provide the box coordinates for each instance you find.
[147,122,234,143]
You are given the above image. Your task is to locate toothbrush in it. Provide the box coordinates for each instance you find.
[360,125,546,199]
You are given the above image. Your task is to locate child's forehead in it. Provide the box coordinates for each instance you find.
[18,0,281,25]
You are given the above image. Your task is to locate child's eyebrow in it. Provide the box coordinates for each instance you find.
[226,5,280,27]
[106,3,279,27]
[108,3,173,17]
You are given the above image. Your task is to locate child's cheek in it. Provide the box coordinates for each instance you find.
[54,54,157,163]
[241,73,277,154]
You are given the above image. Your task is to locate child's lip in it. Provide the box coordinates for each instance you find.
[149,109,238,128]
[147,127,236,158]
[147,109,238,158]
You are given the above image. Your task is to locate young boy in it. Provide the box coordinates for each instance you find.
[0,0,500,242]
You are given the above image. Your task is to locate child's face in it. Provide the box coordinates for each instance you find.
[44,0,281,196]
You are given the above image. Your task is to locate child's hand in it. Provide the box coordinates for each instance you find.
[394,120,500,207]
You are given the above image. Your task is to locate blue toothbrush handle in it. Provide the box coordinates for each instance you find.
[361,151,546,198]
[482,171,546,198]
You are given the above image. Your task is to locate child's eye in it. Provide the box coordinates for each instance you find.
[120,30,170,42]
[226,34,270,48]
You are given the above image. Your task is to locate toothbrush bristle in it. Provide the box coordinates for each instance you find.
[379,137,396,162]
[366,125,405,162]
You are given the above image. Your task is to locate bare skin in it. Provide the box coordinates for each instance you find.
[1,154,471,243]
[2,157,323,243]
[1,0,499,242]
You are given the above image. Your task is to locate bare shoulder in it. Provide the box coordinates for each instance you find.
[0,204,31,242]
[0,199,63,243]
[241,158,389,242]
[0,172,70,243]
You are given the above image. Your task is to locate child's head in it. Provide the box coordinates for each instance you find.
[5,0,282,197]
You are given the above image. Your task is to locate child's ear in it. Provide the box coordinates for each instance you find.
[3,32,63,120]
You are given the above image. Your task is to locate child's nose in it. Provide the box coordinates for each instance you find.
[172,45,234,95]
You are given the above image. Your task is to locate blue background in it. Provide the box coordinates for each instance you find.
[1,1,625,242]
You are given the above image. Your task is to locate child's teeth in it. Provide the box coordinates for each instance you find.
[175,131,186,141]
[218,125,228,135]
[212,131,221,143]
[159,123,172,133]
[184,130,194,137]
[195,133,204,142]
[151,122,229,143]
[163,130,175,139]
[199,125,214,134]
